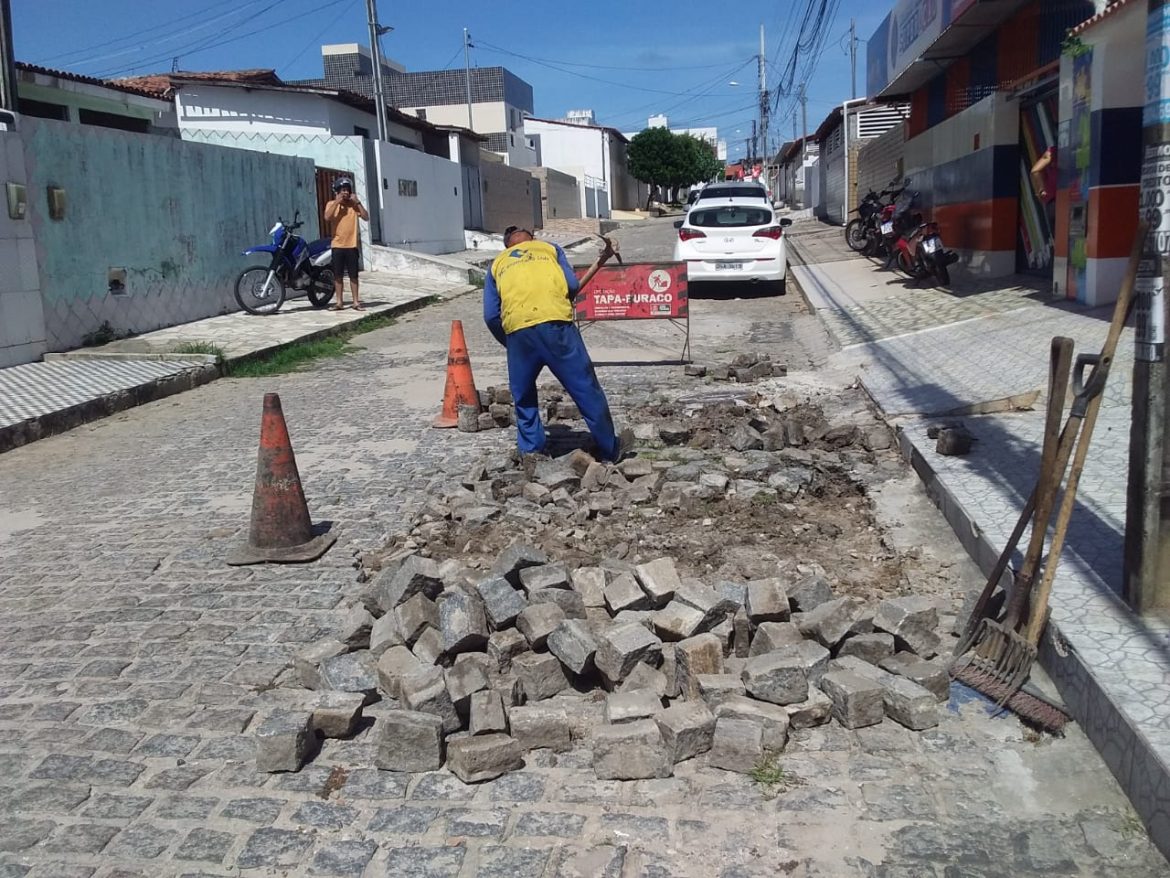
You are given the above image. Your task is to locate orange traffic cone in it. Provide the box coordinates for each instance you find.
[432,319,481,428]
[227,393,337,565]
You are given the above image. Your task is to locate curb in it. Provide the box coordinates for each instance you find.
[894,423,1170,861]
[0,293,449,455]
[784,236,820,318]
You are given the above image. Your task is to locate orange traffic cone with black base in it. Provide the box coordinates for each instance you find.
[433,319,481,428]
[227,393,337,565]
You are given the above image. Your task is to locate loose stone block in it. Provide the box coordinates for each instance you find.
[446,734,523,783]
[457,404,481,433]
[318,652,379,702]
[619,663,668,697]
[595,624,664,685]
[516,603,566,650]
[781,640,831,684]
[477,412,497,431]
[605,572,651,614]
[675,633,724,699]
[493,543,550,585]
[741,650,809,706]
[394,594,439,646]
[445,661,489,713]
[310,692,365,739]
[786,688,833,729]
[508,704,572,752]
[375,710,443,772]
[873,597,941,658]
[838,633,895,665]
[675,582,738,628]
[881,675,940,731]
[512,652,568,701]
[708,717,765,774]
[697,674,746,709]
[732,608,752,658]
[377,554,443,612]
[529,587,587,620]
[635,557,682,609]
[749,622,804,656]
[336,605,375,650]
[652,600,705,642]
[475,577,529,630]
[487,630,528,673]
[788,575,835,612]
[547,619,598,675]
[716,696,790,752]
[294,639,347,689]
[605,690,661,724]
[879,654,949,702]
[439,590,489,655]
[819,670,885,729]
[519,562,571,593]
[660,643,680,699]
[684,364,707,377]
[401,668,460,734]
[376,646,423,699]
[592,719,673,780]
[255,710,311,773]
[795,597,862,648]
[412,626,445,665]
[656,701,716,763]
[469,690,509,736]
[717,580,749,609]
[570,567,609,608]
[745,579,790,623]
[370,614,404,657]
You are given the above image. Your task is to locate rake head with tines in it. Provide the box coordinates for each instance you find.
[949,617,1037,708]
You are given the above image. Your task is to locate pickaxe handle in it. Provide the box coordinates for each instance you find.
[577,235,621,291]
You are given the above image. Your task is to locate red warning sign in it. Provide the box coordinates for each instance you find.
[574,262,689,321]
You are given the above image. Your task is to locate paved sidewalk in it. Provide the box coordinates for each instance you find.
[0,271,471,452]
[786,219,1170,857]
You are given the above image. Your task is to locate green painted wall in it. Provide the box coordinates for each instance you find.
[19,82,159,122]
[21,117,315,351]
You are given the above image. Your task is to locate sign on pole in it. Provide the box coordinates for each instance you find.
[573,262,691,360]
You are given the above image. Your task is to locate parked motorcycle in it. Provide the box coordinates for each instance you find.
[897,218,958,286]
[845,188,890,253]
[235,212,335,315]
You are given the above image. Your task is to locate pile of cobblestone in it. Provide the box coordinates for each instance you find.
[456,385,582,434]
[257,545,949,785]
[683,351,789,383]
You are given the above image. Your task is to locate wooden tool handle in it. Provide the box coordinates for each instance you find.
[1024,222,1147,644]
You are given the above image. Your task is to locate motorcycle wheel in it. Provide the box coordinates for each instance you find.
[896,249,916,276]
[934,256,950,286]
[235,266,286,315]
[307,268,335,308]
[845,219,868,252]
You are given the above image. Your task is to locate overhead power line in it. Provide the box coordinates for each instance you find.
[282,0,360,72]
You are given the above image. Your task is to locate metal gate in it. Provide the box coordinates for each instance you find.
[314,167,347,238]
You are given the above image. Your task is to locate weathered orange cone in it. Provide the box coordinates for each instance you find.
[432,319,481,428]
[227,393,336,565]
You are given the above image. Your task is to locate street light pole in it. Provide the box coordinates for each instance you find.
[365,0,389,142]
[1126,0,1170,612]
[463,28,474,130]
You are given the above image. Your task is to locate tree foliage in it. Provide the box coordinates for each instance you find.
[628,127,723,200]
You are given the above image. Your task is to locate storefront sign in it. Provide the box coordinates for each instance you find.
[867,0,973,95]
[573,263,688,321]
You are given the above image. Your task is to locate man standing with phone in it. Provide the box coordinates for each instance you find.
[323,177,369,311]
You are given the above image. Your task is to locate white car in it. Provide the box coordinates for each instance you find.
[672,197,792,294]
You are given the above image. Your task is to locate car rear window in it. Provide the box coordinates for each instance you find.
[688,206,773,228]
[699,186,766,201]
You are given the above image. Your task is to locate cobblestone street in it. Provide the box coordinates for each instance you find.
[0,219,1165,876]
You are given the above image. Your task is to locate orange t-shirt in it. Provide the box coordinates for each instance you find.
[326,203,361,249]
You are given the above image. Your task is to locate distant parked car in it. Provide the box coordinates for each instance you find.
[672,197,792,295]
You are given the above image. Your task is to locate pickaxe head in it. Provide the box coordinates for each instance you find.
[597,234,622,264]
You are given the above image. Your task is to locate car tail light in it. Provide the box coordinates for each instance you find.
[752,226,783,240]
[678,228,706,241]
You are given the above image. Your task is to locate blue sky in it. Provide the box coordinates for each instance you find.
[15,0,887,161]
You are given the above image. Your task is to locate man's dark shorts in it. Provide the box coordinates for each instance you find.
[332,247,359,281]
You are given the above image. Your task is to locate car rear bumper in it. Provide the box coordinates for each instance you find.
[684,258,787,283]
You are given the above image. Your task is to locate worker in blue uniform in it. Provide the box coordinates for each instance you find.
[483,226,629,462]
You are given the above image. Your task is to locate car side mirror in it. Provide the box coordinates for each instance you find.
[673,220,683,229]
[779,218,793,227]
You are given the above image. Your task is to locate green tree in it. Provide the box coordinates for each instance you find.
[628,126,679,207]
[676,134,723,189]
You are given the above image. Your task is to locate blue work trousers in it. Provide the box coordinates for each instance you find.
[505,321,619,461]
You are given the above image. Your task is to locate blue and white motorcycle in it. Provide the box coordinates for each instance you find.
[235,211,334,315]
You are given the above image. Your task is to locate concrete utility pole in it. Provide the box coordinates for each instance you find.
[759,24,769,184]
[850,18,858,100]
[799,82,808,164]
[750,120,757,166]
[463,28,474,130]
[1126,0,1170,612]
[365,0,389,142]
[0,0,16,113]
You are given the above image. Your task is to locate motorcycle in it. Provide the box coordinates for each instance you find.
[235,211,335,315]
[845,188,892,254]
[897,218,959,286]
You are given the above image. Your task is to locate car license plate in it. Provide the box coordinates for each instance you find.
[715,261,741,270]
[922,237,940,253]
[880,221,894,235]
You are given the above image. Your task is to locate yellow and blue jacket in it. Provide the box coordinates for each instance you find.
[483,239,580,345]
